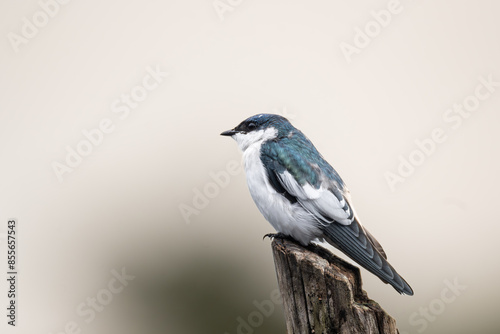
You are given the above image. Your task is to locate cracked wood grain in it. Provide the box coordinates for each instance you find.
[271,238,399,334]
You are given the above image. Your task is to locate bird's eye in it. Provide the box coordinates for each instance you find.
[247,122,257,131]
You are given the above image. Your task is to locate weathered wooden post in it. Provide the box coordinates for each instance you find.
[271,238,399,334]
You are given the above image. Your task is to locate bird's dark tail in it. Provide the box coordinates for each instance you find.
[322,220,414,296]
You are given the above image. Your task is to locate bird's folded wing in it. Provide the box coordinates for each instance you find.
[276,169,354,225]
[260,142,354,226]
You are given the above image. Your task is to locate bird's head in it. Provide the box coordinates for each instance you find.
[221,114,293,151]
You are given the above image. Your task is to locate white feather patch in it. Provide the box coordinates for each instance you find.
[233,127,278,152]
[278,170,352,225]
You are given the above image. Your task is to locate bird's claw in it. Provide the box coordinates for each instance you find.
[263,232,288,241]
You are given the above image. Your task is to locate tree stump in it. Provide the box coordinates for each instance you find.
[271,238,399,334]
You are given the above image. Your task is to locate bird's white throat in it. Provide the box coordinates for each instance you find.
[233,127,278,152]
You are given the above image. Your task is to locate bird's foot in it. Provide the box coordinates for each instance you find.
[263,232,289,241]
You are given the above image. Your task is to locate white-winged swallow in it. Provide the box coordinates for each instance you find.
[221,114,413,295]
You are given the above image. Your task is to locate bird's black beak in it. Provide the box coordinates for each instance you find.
[220,129,237,136]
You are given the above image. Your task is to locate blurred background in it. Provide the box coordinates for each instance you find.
[1,1,499,333]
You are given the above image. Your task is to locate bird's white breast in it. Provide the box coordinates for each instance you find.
[234,128,321,245]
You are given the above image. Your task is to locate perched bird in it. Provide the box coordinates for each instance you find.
[221,114,413,295]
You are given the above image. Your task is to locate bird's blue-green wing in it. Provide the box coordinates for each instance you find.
[260,137,354,225]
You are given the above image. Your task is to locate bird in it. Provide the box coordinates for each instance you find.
[221,113,414,295]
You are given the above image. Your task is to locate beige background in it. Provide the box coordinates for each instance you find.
[1,1,499,333]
